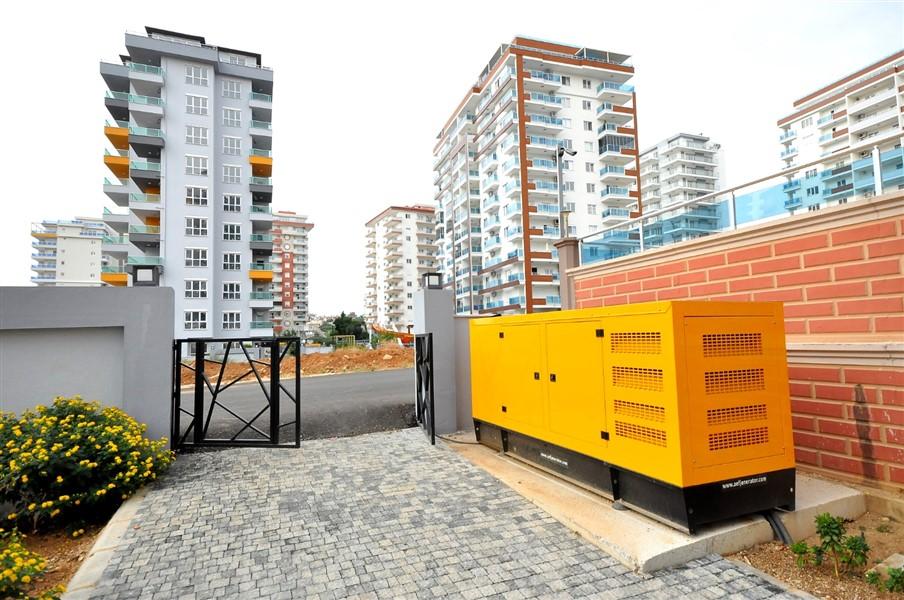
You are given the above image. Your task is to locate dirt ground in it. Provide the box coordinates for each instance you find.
[731,511,904,599]
[22,524,102,596]
[180,344,413,383]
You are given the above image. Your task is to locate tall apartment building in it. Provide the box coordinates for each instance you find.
[365,205,437,331]
[31,217,111,286]
[432,37,638,315]
[778,49,904,213]
[638,133,724,247]
[271,211,313,334]
[100,27,275,338]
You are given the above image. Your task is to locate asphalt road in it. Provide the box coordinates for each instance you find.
[178,368,416,443]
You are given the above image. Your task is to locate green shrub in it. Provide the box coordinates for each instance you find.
[1,396,174,530]
[887,567,904,593]
[789,513,873,579]
[0,528,64,599]
[865,570,881,588]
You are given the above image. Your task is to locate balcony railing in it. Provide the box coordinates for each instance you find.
[128,94,164,106]
[250,234,274,242]
[250,176,272,185]
[250,148,272,157]
[250,321,273,329]
[130,193,161,203]
[128,225,160,234]
[102,235,129,244]
[128,62,163,75]
[597,81,634,94]
[129,126,163,137]
[251,205,272,214]
[528,70,562,83]
[130,160,161,171]
[127,256,164,265]
[250,292,274,300]
[250,120,272,130]
[250,92,273,102]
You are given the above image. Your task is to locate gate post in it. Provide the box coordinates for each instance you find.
[171,341,181,451]
[193,340,205,444]
[269,338,280,445]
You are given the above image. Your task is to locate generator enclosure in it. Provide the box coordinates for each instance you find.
[470,301,796,533]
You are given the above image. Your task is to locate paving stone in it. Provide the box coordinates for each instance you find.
[87,429,789,599]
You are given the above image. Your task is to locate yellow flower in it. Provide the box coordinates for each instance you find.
[27,503,36,511]
[56,475,64,483]
[6,513,15,520]
[21,575,31,584]
[20,474,28,483]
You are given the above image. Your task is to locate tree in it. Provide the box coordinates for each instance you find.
[331,312,368,340]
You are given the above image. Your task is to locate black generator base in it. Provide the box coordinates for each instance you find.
[474,419,796,534]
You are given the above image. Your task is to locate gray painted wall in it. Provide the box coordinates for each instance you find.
[414,288,457,434]
[0,287,174,440]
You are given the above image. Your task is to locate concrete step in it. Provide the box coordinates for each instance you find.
[446,432,865,573]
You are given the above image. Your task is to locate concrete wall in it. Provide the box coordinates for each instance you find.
[414,288,459,434]
[568,190,904,491]
[0,287,174,440]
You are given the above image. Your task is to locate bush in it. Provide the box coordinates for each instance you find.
[790,512,870,578]
[0,528,64,599]
[0,396,174,530]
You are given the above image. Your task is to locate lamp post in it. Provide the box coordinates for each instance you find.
[556,145,577,238]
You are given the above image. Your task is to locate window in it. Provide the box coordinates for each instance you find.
[562,160,573,171]
[582,100,592,110]
[806,186,819,196]
[222,311,241,330]
[223,252,241,270]
[184,311,207,330]
[184,248,208,267]
[223,223,241,241]
[184,125,208,146]
[185,65,208,86]
[585,162,594,173]
[805,168,818,178]
[222,80,241,99]
[223,108,241,127]
[184,279,207,299]
[185,94,208,115]
[584,141,594,152]
[587,203,597,215]
[185,186,208,206]
[185,155,208,176]
[808,204,821,212]
[223,136,241,155]
[586,183,596,193]
[223,194,241,212]
[223,282,241,299]
[801,117,813,128]
[583,121,593,131]
[184,217,208,237]
[582,79,592,89]
[563,181,575,192]
[227,54,246,66]
[561,76,570,86]
[223,165,241,184]
[565,202,576,212]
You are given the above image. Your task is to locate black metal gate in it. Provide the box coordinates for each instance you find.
[171,337,300,450]
[414,333,435,445]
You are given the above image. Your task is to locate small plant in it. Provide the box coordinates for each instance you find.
[865,570,881,588]
[877,523,893,534]
[887,567,904,593]
[790,541,810,567]
[789,512,874,579]
[0,528,65,599]
[0,396,174,530]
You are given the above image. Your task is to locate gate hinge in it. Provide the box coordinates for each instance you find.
[595,329,605,338]
[601,431,609,440]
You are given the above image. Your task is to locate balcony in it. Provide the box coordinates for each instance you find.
[784,197,802,210]
[782,179,801,191]
[779,129,797,142]
[596,103,634,125]
[529,180,558,198]
[126,256,164,266]
[249,148,273,177]
[249,262,274,281]
[601,207,631,223]
[525,70,562,89]
[599,165,635,186]
[102,235,130,254]
[249,91,273,107]
[128,224,160,245]
[249,291,274,307]
[780,147,798,159]
[598,144,636,165]
[105,120,129,150]
[600,186,634,207]
[526,113,564,133]
[250,120,272,133]
[596,81,634,102]
[100,266,128,286]
[250,321,273,330]
[250,176,273,202]
[524,92,563,109]
[127,62,164,84]
[130,160,161,184]
[129,192,161,205]
[103,149,129,178]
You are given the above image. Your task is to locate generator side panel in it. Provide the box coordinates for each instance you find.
[678,306,796,487]
[601,309,686,488]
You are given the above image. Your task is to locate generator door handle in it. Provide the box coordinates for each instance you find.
[533,372,540,380]
[549,373,557,382]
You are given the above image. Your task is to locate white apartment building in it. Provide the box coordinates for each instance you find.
[31,217,112,286]
[638,133,724,247]
[778,49,904,213]
[100,27,275,339]
[271,211,313,334]
[365,205,437,331]
[433,37,638,315]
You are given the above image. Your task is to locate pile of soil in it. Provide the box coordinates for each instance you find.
[22,525,102,596]
[731,511,903,599]
[180,344,413,383]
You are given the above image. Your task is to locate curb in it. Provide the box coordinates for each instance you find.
[728,558,820,599]
[61,488,149,600]
[177,366,413,389]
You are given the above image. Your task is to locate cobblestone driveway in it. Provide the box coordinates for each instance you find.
[88,429,797,599]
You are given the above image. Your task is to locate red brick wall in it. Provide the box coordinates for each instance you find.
[570,194,904,489]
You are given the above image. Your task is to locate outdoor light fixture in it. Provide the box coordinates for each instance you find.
[556,145,578,238]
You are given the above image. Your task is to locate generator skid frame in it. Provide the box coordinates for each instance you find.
[469,301,796,534]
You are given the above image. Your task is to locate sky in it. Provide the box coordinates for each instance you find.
[0,0,901,316]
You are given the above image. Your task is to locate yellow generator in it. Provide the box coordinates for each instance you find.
[470,301,795,533]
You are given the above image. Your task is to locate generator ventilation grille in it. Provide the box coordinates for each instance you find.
[704,368,765,394]
[708,426,769,451]
[615,420,667,447]
[702,333,763,357]
[610,332,662,354]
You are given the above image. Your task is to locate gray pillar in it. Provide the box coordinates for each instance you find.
[553,237,580,310]
[414,287,457,434]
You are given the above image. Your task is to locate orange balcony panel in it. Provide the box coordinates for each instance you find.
[249,269,273,281]
[104,126,129,150]
[104,154,129,178]
[101,272,128,286]
[249,155,273,177]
